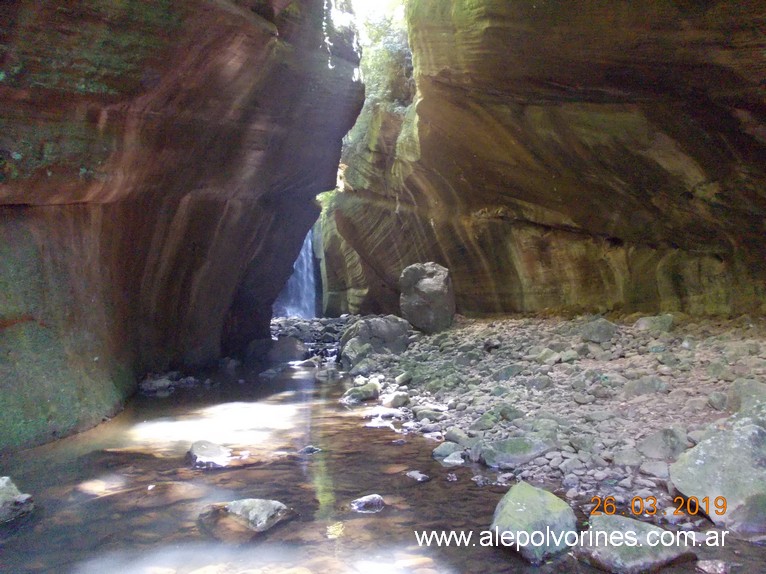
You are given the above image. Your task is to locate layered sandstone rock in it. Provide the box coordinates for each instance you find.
[0,0,363,449]
[321,0,766,317]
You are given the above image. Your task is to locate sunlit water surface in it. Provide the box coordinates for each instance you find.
[1,367,764,574]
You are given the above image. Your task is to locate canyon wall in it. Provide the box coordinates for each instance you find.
[0,0,363,450]
[321,0,766,318]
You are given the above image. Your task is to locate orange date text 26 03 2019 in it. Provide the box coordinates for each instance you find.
[590,496,727,517]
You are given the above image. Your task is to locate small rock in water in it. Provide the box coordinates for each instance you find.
[365,406,404,419]
[446,473,458,482]
[406,470,431,483]
[471,475,492,487]
[350,494,386,513]
[432,441,463,459]
[0,477,34,523]
[340,381,381,405]
[299,445,322,455]
[365,417,395,429]
[391,439,407,445]
[198,498,293,542]
[441,451,465,467]
[187,440,232,469]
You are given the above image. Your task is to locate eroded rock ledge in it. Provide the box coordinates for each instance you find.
[321,0,766,317]
[0,0,363,449]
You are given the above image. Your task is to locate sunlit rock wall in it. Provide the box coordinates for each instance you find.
[0,0,363,450]
[321,0,766,317]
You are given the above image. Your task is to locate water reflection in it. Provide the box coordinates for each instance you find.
[2,368,765,574]
[70,542,455,574]
[128,401,301,454]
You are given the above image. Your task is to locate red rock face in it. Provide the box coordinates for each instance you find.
[0,0,363,449]
[322,0,766,317]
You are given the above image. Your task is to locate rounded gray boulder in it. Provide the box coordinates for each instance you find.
[399,262,456,334]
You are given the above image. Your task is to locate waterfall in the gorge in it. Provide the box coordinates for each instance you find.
[273,230,317,318]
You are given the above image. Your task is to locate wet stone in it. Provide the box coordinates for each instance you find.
[199,498,293,542]
[0,477,34,524]
[441,451,465,467]
[575,514,696,573]
[406,470,431,483]
[350,494,385,513]
[491,481,576,564]
[432,441,463,459]
[186,440,232,469]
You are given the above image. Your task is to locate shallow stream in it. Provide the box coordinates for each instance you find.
[1,365,763,573]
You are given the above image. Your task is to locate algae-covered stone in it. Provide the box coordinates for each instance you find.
[339,315,410,369]
[490,481,575,564]
[474,437,555,469]
[432,441,463,459]
[670,402,766,539]
[199,498,293,542]
[225,499,290,531]
[493,364,524,381]
[445,427,479,448]
[340,381,381,404]
[470,412,498,431]
[576,514,695,573]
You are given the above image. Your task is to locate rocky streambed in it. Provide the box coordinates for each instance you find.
[319,310,766,571]
[2,310,765,574]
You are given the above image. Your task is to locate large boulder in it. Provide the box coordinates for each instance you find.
[576,514,695,573]
[399,262,456,334]
[267,336,307,363]
[0,477,34,523]
[490,481,576,564]
[581,318,618,343]
[726,378,766,412]
[339,315,411,369]
[670,402,766,540]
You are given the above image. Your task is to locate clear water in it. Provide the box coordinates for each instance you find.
[1,367,764,574]
[273,231,317,319]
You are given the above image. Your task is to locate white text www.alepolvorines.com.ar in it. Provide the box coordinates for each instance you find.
[414,526,729,551]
